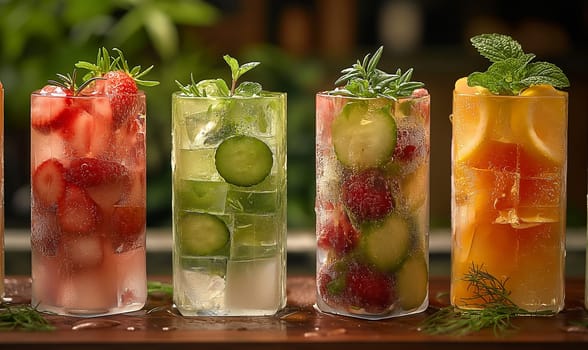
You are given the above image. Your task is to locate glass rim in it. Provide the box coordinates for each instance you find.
[453,90,568,99]
[316,91,430,101]
[31,90,146,97]
[171,91,286,99]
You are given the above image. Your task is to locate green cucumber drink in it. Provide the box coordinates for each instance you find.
[315,47,430,319]
[172,56,287,316]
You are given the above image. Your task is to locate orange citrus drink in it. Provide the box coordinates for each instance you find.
[451,78,568,312]
[0,82,4,299]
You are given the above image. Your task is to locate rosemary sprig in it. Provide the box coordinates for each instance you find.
[419,263,553,336]
[0,303,55,331]
[328,46,424,100]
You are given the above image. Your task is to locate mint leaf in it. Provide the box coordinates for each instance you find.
[471,33,525,62]
[520,62,570,88]
[467,33,570,94]
[178,55,262,97]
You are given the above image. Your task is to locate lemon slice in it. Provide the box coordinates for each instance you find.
[511,85,567,165]
[452,78,492,163]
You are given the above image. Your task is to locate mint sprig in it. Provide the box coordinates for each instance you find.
[176,55,262,97]
[467,33,569,95]
[328,46,424,100]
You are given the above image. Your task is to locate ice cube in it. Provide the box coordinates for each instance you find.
[65,235,104,269]
[57,270,117,314]
[177,180,228,213]
[177,269,226,311]
[224,255,283,314]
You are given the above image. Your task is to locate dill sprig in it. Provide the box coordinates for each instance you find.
[419,263,553,336]
[0,303,55,331]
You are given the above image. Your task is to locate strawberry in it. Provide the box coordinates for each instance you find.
[60,106,112,157]
[111,206,145,253]
[342,169,394,222]
[57,184,101,235]
[391,121,428,175]
[317,205,359,255]
[345,262,395,313]
[66,157,128,187]
[103,70,140,128]
[32,158,66,208]
[75,47,158,128]
[318,259,395,314]
[31,88,77,133]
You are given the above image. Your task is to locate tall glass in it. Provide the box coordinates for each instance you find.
[315,92,430,319]
[171,92,287,316]
[451,87,567,313]
[0,82,4,299]
[30,90,147,316]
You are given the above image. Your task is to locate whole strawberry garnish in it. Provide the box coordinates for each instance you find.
[317,204,360,255]
[75,47,159,128]
[342,168,394,222]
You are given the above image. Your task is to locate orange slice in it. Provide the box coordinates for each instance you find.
[511,85,567,165]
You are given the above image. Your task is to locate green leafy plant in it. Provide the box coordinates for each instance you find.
[467,33,570,95]
[328,46,424,100]
[47,69,101,96]
[175,54,262,97]
[419,263,553,336]
[0,303,55,331]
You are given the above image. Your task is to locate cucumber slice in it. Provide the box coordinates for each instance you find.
[361,213,410,272]
[332,101,397,169]
[215,135,273,187]
[179,212,229,255]
[396,252,428,310]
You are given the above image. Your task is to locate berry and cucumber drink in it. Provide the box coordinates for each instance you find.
[30,48,158,316]
[172,55,286,316]
[316,47,430,319]
[451,34,569,313]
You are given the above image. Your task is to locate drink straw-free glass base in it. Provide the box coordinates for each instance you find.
[315,92,430,320]
[171,92,287,316]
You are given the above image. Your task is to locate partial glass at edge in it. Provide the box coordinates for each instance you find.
[450,91,567,313]
[0,83,4,299]
[171,92,287,316]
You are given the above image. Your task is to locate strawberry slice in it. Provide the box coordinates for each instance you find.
[111,206,145,253]
[66,157,128,187]
[31,89,78,133]
[57,184,101,235]
[60,106,112,157]
[32,158,66,208]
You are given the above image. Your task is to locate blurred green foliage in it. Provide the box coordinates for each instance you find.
[0,0,320,228]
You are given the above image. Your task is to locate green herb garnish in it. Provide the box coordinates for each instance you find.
[419,263,553,336]
[467,33,570,95]
[176,55,262,97]
[47,69,101,96]
[328,46,424,100]
[147,281,173,297]
[0,303,55,331]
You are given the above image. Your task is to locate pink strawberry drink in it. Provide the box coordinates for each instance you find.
[315,47,430,319]
[30,49,157,316]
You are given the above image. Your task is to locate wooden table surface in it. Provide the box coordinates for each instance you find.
[0,275,586,349]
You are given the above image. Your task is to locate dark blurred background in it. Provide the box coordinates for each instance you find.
[0,0,586,274]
